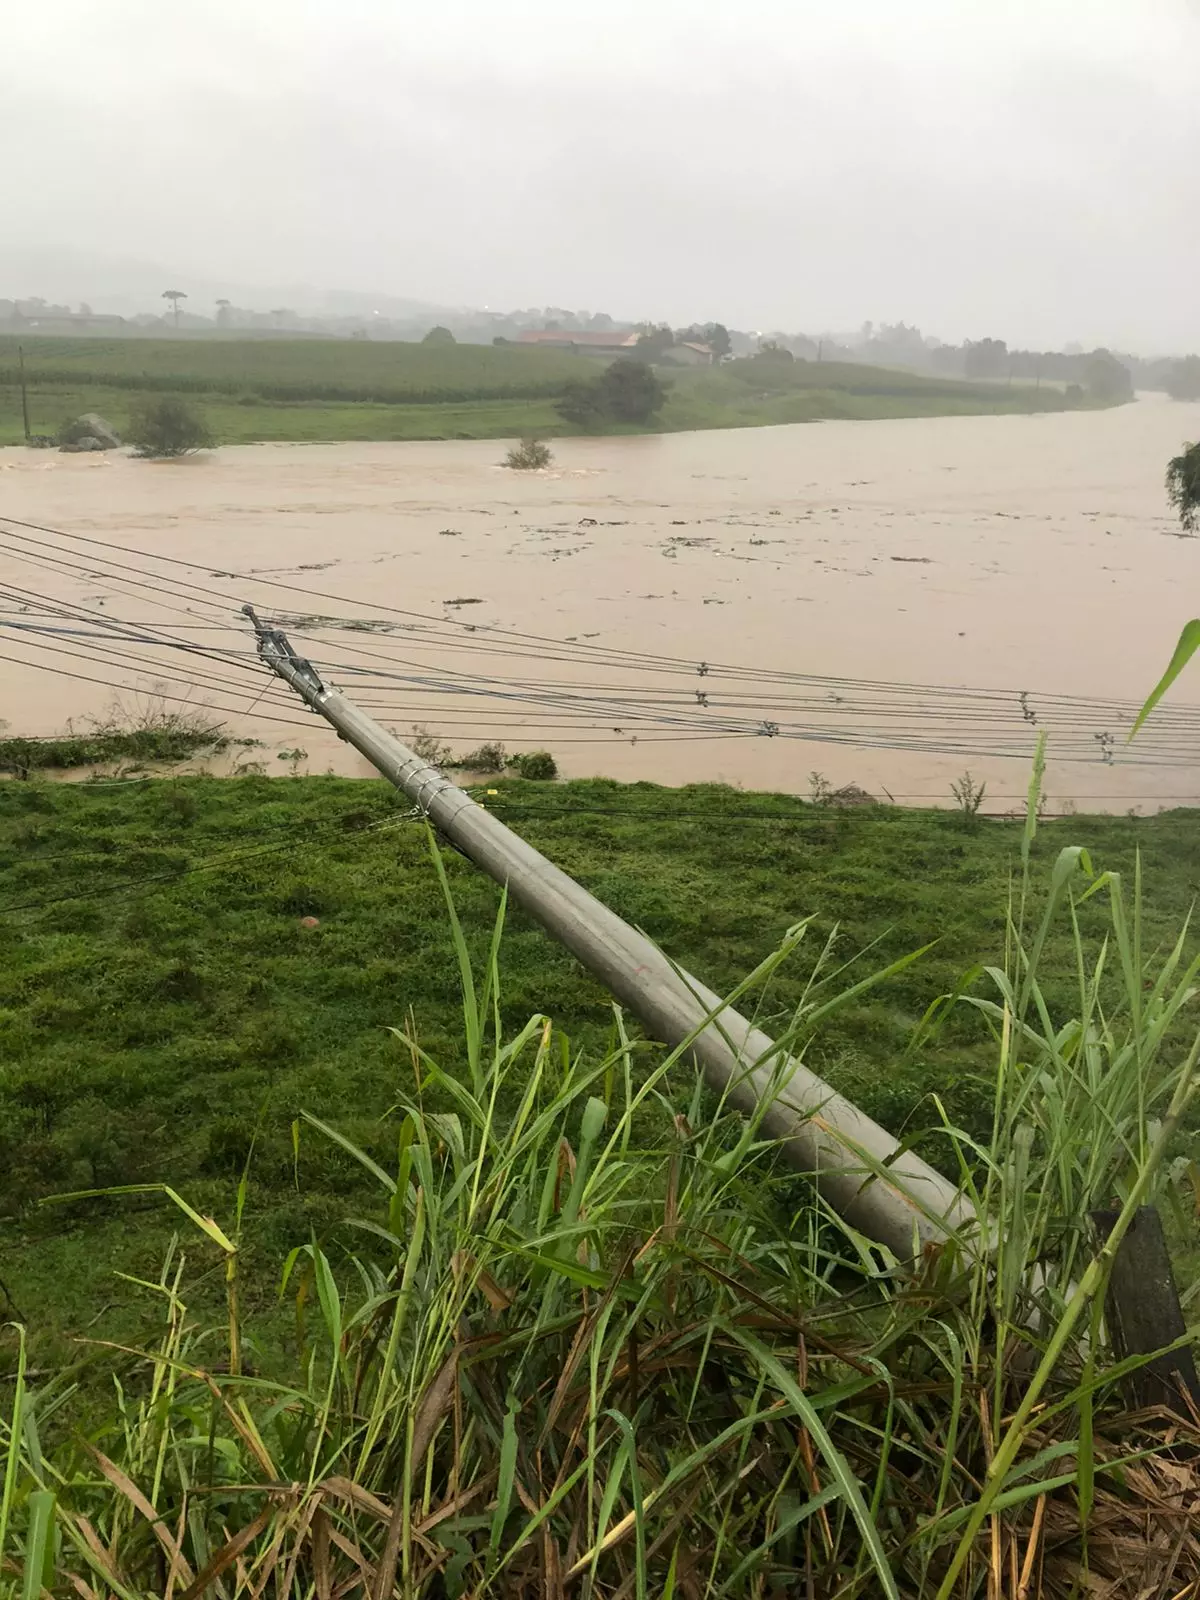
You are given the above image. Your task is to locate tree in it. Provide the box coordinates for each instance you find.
[754,339,793,363]
[634,323,674,359]
[422,325,456,345]
[128,396,214,458]
[1133,448,1200,729]
[1084,349,1133,404]
[1133,450,1200,732]
[1165,356,1200,402]
[595,359,666,422]
[555,360,666,429]
[162,289,187,329]
[1166,441,1200,534]
[677,322,731,360]
[964,337,1007,379]
[557,379,605,428]
[215,298,232,329]
[706,322,732,360]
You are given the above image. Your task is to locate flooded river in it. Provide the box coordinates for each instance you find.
[3,394,1200,811]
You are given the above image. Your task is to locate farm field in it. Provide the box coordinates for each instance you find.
[0,333,1085,444]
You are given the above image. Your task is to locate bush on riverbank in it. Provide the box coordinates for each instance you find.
[558,358,668,427]
[0,704,226,775]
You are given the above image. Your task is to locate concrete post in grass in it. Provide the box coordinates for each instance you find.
[1091,1206,1200,1413]
[244,606,975,1262]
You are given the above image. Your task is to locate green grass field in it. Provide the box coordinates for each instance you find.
[0,334,1084,445]
[2,773,1195,1365]
[0,335,589,403]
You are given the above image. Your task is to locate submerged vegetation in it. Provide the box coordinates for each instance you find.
[503,435,553,469]
[0,702,227,777]
[3,777,1200,1595]
[127,393,214,457]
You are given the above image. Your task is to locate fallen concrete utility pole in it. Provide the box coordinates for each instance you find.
[245,606,975,1259]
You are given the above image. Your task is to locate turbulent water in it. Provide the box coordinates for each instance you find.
[3,394,1200,811]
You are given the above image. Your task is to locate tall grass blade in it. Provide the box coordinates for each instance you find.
[721,1326,901,1600]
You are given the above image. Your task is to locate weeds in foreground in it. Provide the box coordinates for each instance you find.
[950,771,987,816]
[406,725,454,767]
[3,791,1200,1595]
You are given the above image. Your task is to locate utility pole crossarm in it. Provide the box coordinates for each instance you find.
[246,610,974,1261]
[243,605,328,698]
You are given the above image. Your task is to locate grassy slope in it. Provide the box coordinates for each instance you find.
[0,335,591,401]
[2,774,1196,1361]
[0,334,1081,445]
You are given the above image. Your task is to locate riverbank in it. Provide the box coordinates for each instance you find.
[3,771,1196,1354]
[1,333,1087,444]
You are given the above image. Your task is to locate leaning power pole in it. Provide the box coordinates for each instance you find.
[245,606,972,1259]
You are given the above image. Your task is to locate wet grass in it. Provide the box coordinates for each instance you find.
[4,786,1200,1596]
[661,357,1085,428]
[0,336,590,405]
[0,337,1088,446]
[0,383,567,446]
[2,774,1198,1371]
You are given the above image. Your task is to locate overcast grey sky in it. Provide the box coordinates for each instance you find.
[5,0,1198,350]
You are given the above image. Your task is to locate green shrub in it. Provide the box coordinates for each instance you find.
[504,436,552,469]
[1166,440,1200,533]
[128,395,214,457]
[506,749,558,780]
[454,741,506,771]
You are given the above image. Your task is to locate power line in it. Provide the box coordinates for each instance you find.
[0,521,245,624]
[0,616,286,704]
[6,595,1196,764]
[4,513,1200,772]
[0,613,287,705]
[0,645,320,735]
[3,510,1192,711]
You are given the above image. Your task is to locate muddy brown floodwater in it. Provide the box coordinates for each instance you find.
[3,394,1200,811]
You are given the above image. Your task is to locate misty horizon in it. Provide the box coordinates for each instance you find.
[5,0,1199,353]
[3,253,1194,364]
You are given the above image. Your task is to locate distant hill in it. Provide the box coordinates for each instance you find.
[0,247,450,322]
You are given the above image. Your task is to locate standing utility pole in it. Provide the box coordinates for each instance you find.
[245,607,972,1259]
[17,345,31,442]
